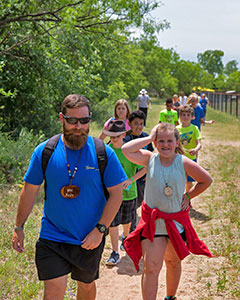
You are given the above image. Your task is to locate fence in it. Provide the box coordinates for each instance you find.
[206,92,240,119]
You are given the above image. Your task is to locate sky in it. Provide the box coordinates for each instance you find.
[151,0,240,66]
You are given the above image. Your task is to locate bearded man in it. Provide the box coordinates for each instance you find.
[12,94,127,300]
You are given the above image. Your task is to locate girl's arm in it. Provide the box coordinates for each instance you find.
[122,125,158,167]
[98,131,107,140]
[183,156,212,199]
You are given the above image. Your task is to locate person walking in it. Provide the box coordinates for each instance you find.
[137,89,151,126]
[124,110,154,232]
[12,94,127,300]
[102,120,146,265]
[177,106,202,192]
[122,123,213,300]
[99,98,131,141]
[159,98,179,126]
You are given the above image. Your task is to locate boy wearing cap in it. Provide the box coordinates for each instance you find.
[102,120,146,265]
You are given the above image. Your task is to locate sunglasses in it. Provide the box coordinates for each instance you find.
[62,113,91,125]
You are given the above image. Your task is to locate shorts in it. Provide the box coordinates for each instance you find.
[110,198,136,227]
[140,230,186,242]
[187,159,197,182]
[35,237,105,283]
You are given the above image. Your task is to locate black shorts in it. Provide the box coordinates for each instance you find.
[140,230,186,242]
[110,198,136,227]
[35,237,105,283]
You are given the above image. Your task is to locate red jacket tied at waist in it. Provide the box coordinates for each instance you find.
[124,201,214,271]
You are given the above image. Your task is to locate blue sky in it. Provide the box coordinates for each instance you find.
[151,0,240,66]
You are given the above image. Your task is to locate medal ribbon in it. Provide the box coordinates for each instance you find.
[64,144,83,185]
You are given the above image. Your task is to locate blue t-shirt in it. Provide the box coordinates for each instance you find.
[191,105,204,130]
[24,135,127,245]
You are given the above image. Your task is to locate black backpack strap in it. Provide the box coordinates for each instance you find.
[93,137,109,200]
[42,133,61,200]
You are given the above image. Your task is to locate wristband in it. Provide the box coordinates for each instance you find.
[14,225,24,231]
[185,193,191,206]
[130,177,134,182]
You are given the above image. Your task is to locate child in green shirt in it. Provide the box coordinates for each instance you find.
[102,120,146,266]
[159,98,179,126]
[177,105,202,192]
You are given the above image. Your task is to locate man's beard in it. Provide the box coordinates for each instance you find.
[63,123,89,150]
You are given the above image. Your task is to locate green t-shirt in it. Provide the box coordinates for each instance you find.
[176,124,201,160]
[110,144,143,201]
[159,109,178,124]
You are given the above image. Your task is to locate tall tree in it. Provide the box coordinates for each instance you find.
[197,50,224,76]
[0,0,163,136]
[224,60,238,76]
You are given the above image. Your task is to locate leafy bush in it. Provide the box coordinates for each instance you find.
[0,127,45,184]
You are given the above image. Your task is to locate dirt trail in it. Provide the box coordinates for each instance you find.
[95,129,236,300]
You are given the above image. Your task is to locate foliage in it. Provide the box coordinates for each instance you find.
[224,60,238,76]
[197,50,224,76]
[172,60,214,95]
[225,71,240,93]
[0,0,162,136]
[0,128,45,184]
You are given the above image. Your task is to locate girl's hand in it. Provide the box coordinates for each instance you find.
[149,124,159,141]
[181,193,191,211]
[122,178,133,190]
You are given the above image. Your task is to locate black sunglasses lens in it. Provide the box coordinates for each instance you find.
[79,117,90,124]
[66,117,78,124]
[64,116,90,124]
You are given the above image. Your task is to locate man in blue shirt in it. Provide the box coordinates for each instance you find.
[12,94,127,300]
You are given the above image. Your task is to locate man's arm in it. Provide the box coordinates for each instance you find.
[81,182,123,250]
[12,182,41,253]
[137,99,140,110]
[148,97,152,110]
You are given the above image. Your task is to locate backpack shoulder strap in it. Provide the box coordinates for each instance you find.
[93,137,109,199]
[93,137,107,183]
[42,133,61,199]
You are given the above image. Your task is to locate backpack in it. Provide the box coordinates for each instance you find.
[41,134,109,200]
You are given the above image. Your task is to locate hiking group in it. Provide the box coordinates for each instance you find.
[12,90,214,300]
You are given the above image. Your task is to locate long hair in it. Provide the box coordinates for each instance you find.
[114,99,131,119]
[156,123,184,155]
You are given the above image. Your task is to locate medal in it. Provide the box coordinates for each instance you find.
[162,166,173,197]
[60,185,80,198]
[163,184,173,196]
[61,144,83,199]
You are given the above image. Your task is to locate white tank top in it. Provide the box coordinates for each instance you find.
[144,153,186,234]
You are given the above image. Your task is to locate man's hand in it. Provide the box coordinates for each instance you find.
[81,228,103,250]
[12,229,24,253]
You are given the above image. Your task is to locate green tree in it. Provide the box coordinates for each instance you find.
[224,60,238,76]
[225,71,240,93]
[0,0,163,136]
[197,50,224,76]
[172,60,214,95]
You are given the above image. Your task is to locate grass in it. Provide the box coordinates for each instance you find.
[0,98,239,299]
